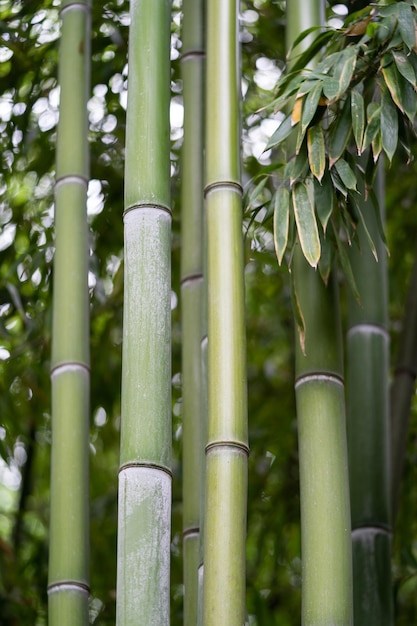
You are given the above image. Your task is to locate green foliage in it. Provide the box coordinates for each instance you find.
[263,1,417,271]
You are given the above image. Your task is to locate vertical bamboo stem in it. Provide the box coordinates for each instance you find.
[287,2,353,624]
[346,176,393,625]
[202,1,248,623]
[116,1,172,624]
[48,1,90,623]
[181,1,206,623]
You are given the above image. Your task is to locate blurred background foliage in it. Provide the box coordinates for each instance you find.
[0,1,416,623]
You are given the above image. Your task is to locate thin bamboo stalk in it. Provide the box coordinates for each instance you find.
[288,2,353,624]
[180,2,206,623]
[116,1,172,624]
[346,176,393,625]
[391,250,417,518]
[48,1,91,623]
[202,1,248,623]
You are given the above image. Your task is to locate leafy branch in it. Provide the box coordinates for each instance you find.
[258,0,417,282]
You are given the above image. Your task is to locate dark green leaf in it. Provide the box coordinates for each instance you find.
[329,97,352,167]
[314,172,334,233]
[362,103,380,152]
[323,76,340,101]
[333,46,357,100]
[307,124,325,182]
[351,89,365,155]
[292,181,320,268]
[381,84,398,162]
[334,158,357,191]
[318,229,333,285]
[392,50,417,87]
[351,194,378,261]
[396,1,416,50]
[332,222,361,303]
[290,145,309,185]
[297,82,323,153]
[382,59,417,122]
[273,186,290,266]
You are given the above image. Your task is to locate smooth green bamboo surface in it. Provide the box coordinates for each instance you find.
[294,251,353,626]
[391,253,417,517]
[181,1,206,622]
[117,1,171,624]
[288,3,353,624]
[203,1,248,623]
[49,2,90,624]
[346,183,393,626]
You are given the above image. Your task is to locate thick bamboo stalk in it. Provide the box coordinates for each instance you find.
[346,178,393,625]
[116,1,172,624]
[391,251,417,518]
[180,1,206,622]
[288,2,353,624]
[48,1,91,624]
[202,1,248,623]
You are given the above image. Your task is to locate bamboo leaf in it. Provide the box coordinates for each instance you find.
[290,268,306,355]
[329,96,352,167]
[381,84,398,162]
[307,124,325,182]
[273,186,290,265]
[323,76,340,101]
[372,129,382,162]
[334,158,357,191]
[290,145,309,185]
[392,50,417,87]
[297,82,323,153]
[396,1,416,50]
[382,58,417,122]
[314,172,334,233]
[318,229,333,285]
[247,176,268,210]
[354,197,379,261]
[333,46,357,99]
[351,89,365,154]
[332,222,361,303]
[266,114,294,150]
[292,181,320,268]
[362,103,380,152]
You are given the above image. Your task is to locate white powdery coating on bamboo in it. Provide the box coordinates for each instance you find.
[116,466,171,625]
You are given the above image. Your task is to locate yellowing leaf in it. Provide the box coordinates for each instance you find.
[292,98,303,125]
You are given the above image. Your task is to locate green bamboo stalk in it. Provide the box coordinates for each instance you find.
[288,2,353,624]
[346,176,393,625]
[116,1,171,624]
[391,251,417,518]
[202,1,248,623]
[48,1,90,624]
[180,1,206,623]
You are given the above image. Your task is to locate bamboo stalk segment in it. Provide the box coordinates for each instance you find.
[49,2,91,623]
[181,1,206,622]
[346,182,393,626]
[116,1,172,623]
[202,1,248,623]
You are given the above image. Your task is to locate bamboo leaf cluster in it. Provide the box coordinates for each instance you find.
[260,0,417,275]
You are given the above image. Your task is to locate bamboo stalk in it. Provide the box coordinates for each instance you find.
[287,2,353,624]
[346,175,393,625]
[180,2,206,622]
[391,250,417,518]
[202,1,248,623]
[116,1,172,624]
[48,1,91,624]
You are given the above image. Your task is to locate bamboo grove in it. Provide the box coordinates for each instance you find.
[2,0,417,624]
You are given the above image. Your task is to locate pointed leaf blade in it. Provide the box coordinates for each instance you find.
[273,186,290,266]
[307,124,325,182]
[329,96,352,167]
[292,181,320,268]
[381,85,398,162]
[351,89,365,154]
